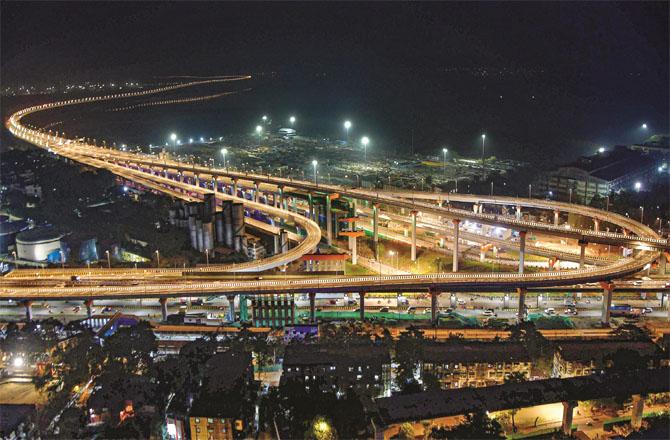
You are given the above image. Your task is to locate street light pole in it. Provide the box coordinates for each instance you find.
[221,148,227,170]
[105,250,111,269]
[312,160,318,185]
[528,184,532,198]
[442,147,448,176]
[481,134,486,164]
[155,250,160,267]
[170,133,177,155]
[255,125,262,145]
[640,206,644,223]
[344,120,352,143]
[361,136,370,162]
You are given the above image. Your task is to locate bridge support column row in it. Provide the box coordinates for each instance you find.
[410,210,418,262]
[309,292,316,323]
[601,284,614,325]
[452,219,460,272]
[430,290,439,325]
[227,294,236,322]
[518,231,527,275]
[159,297,168,322]
[517,288,527,322]
[561,401,577,435]
[579,240,587,269]
[326,195,333,246]
[359,292,365,321]
[373,205,379,260]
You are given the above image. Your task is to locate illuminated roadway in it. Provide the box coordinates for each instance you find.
[4,77,669,303]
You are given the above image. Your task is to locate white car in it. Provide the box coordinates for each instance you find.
[482,309,496,317]
[544,308,556,315]
[457,299,466,305]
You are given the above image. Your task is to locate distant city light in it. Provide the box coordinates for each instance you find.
[641,123,648,129]
[289,116,296,124]
[170,133,177,141]
[123,186,129,192]
[13,357,24,368]
[262,115,268,121]
[189,138,194,143]
[634,181,642,191]
[344,120,352,130]
[200,137,204,142]
[255,125,263,134]
[598,147,605,153]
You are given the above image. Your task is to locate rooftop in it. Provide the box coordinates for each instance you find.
[555,339,661,362]
[560,145,662,182]
[422,341,530,364]
[15,227,62,243]
[283,342,391,367]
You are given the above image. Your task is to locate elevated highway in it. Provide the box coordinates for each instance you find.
[4,78,668,325]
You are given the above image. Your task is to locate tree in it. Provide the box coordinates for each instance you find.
[398,422,415,439]
[395,326,425,391]
[435,409,504,439]
[306,416,338,440]
[508,321,554,377]
[503,371,527,432]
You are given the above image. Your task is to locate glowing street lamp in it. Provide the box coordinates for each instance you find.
[170,133,177,153]
[361,136,370,161]
[312,160,318,184]
[641,123,648,130]
[262,115,268,123]
[634,181,642,192]
[255,125,263,145]
[481,134,486,163]
[289,116,296,125]
[221,148,228,169]
[598,146,605,153]
[344,120,352,142]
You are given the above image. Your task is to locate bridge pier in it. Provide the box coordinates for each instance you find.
[326,195,333,245]
[561,401,577,435]
[373,205,379,260]
[84,299,94,318]
[631,394,645,430]
[309,292,316,323]
[159,298,168,322]
[579,240,587,269]
[452,219,460,272]
[308,193,315,221]
[450,294,457,308]
[430,290,440,325]
[350,234,358,265]
[22,300,33,322]
[593,219,600,232]
[517,288,527,322]
[518,231,527,275]
[601,284,614,325]
[194,174,200,187]
[277,186,284,210]
[359,293,365,321]
[410,210,418,262]
[232,178,238,197]
[554,210,560,226]
[212,177,218,193]
[659,252,667,275]
[516,205,522,220]
[227,294,236,322]
[253,182,259,203]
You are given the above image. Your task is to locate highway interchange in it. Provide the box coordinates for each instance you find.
[4,76,670,324]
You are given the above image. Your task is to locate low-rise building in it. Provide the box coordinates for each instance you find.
[282,342,391,397]
[188,350,255,440]
[245,237,266,260]
[421,341,531,389]
[552,339,662,378]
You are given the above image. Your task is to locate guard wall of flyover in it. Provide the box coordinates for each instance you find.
[4,78,666,302]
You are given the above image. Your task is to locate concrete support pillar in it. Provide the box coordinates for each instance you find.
[373,205,379,260]
[410,210,418,262]
[227,294,236,322]
[178,173,184,183]
[579,240,587,269]
[326,195,333,245]
[503,294,510,309]
[593,219,600,232]
[309,292,316,323]
[194,174,200,187]
[554,210,560,226]
[163,168,169,178]
[212,177,218,192]
[84,299,94,318]
[350,235,358,265]
[450,294,457,308]
[659,252,667,275]
[631,394,645,430]
[601,285,614,325]
[517,288,526,322]
[22,300,33,322]
[278,186,284,210]
[359,292,365,321]
[253,182,259,203]
[518,231,527,275]
[561,401,577,435]
[430,290,439,325]
[159,298,168,322]
[308,193,315,221]
[452,219,460,272]
[516,205,522,220]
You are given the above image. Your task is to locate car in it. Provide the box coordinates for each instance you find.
[482,309,496,317]
[544,308,556,315]
[457,299,466,305]
[72,306,80,313]
[353,308,360,313]
[444,307,454,313]
[633,280,643,286]
[643,307,653,314]
[379,307,390,313]
[564,308,578,315]
[102,306,113,313]
[406,306,416,314]
[641,276,652,281]
[191,299,203,306]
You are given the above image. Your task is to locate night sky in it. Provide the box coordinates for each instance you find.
[2,2,668,164]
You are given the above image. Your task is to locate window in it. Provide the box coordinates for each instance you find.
[195,418,200,423]
[207,418,213,423]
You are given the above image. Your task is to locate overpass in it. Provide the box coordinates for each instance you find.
[5,77,669,325]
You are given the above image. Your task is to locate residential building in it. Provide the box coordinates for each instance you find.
[188,350,255,440]
[421,341,531,389]
[552,339,662,378]
[282,342,392,397]
[245,237,266,260]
